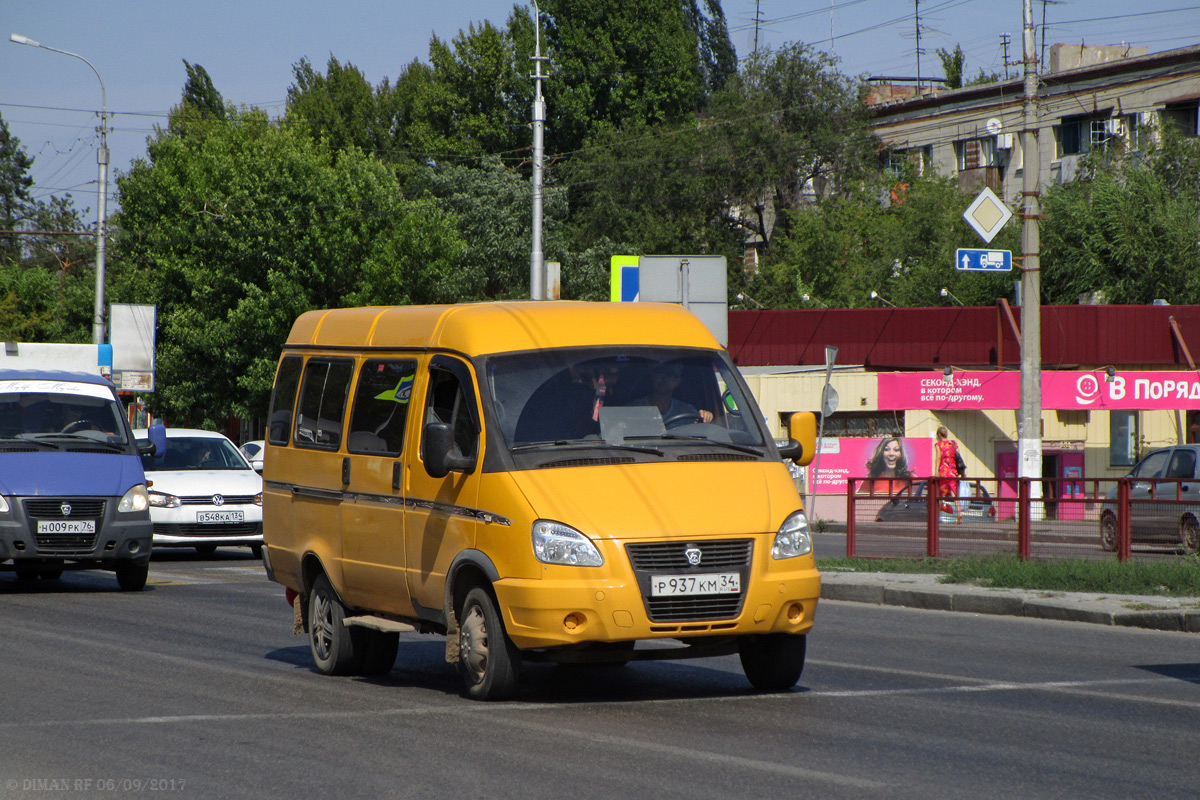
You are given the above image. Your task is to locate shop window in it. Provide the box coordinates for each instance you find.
[1109,410,1138,467]
[817,411,905,438]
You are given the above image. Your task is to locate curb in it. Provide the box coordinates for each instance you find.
[820,573,1200,633]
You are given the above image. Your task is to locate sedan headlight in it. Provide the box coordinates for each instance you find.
[254,492,263,507]
[771,511,813,559]
[119,484,151,514]
[147,490,180,509]
[532,520,604,567]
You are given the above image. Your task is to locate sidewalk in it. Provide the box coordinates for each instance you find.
[820,571,1200,632]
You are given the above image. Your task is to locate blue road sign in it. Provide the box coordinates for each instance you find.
[955,248,1013,272]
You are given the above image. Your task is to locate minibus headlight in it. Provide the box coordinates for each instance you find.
[532,520,604,567]
[771,511,813,559]
[148,490,180,509]
[119,484,151,514]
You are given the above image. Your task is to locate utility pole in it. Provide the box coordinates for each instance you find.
[1019,0,1043,506]
[529,0,547,300]
[1001,32,1012,79]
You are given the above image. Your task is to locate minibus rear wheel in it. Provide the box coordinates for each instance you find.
[458,586,521,700]
[739,633,806,691]
[308,575,364,675]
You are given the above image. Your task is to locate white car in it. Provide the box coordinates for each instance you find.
[135,427,263,557]
[240,439,265,473]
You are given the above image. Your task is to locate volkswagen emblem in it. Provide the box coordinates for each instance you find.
[684,546,702,566]
[60,502,72,517]
[212,494,225,506]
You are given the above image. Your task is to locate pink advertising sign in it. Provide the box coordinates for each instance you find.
[809,436,934,495]
[877,371,1200,410]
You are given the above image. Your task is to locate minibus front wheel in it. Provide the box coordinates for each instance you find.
[457,586,521,700]
[739,633,806,691]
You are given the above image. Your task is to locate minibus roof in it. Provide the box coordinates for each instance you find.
[285,301,722,355]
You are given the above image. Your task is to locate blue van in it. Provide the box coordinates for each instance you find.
[0,370,154,590]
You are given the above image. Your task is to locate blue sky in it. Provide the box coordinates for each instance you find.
[3,0,1198,215]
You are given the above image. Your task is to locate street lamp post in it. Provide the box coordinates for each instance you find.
[11,34,109,346]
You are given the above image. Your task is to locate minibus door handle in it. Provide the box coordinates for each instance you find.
[342,457,351,486]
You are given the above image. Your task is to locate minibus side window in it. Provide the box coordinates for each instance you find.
[347,359,417,455]
[425,364,479,460]
[268,356,304,445]
[295,358,354,450]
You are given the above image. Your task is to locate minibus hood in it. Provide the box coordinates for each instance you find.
[508,460,801,539]
[0,452,145,497]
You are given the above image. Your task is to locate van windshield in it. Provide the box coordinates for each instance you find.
[485,348,768,454]
[0,380,130,448]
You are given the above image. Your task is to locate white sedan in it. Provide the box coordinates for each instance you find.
[135,427,263,557]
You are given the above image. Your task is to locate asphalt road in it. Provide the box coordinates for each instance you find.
[2,550,1198,799]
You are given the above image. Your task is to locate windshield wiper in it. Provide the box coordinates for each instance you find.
[27,433,125,452]
[624,434,765,457]
[0,436,61,450]
[512,439,665,457]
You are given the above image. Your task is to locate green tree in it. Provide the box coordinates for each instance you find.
[749,169,1017,308]
[116,106,465,427]
[704,43,878,249]
[1041,134,1200,305]
[937,45,965,90]
[0,112,35,262]
[286,56,384,156]
[541,0,707,156]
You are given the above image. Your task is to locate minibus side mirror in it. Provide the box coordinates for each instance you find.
[779,412,817,466]
[422,422,476,478]
[147,423,167,458]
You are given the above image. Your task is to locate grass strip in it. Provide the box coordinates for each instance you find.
[818,555,1200,597]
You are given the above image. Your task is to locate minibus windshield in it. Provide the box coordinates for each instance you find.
[486,348,768,453]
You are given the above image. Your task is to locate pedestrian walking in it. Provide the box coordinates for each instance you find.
[934,426,963,523]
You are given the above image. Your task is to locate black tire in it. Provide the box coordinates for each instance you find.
[1099,512,1118,552]
[457,586,521,700]
[115,561,149,592]
[360,630,400,676]
[39,569,63,580]
[1181,515,1200,554]
[739,634,807,692]
[308,575,364,675]
[15,566,39,581]
[249,544,263,559]
[195,544,218,555]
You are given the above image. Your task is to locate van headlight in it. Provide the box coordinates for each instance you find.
[771,511,813,559]
[119,484,151,514]
[0,495,9,513]
[148,490,180,509]
[532,520,604,567]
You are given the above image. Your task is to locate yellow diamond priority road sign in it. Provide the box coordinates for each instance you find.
[963,187,1013,244]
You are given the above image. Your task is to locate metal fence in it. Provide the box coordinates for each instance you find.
[845,477,1200,561]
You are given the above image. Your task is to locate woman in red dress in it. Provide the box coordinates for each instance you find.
[934,426,962,523]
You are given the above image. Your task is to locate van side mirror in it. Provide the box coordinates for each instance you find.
[422,422,476,478]
[779,412,817,466]
[136,439,157,457]
[147,424,167,458]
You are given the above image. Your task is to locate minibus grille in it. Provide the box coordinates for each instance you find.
[626,539,752,623]
[24,499,106,519]
[36,534,98,554]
